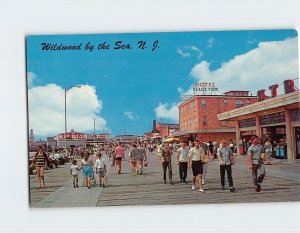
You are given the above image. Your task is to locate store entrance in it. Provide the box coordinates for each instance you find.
[262,125,287,159]
[239,130,256,155]
[295,127,300,159]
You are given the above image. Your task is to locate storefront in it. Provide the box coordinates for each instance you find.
[217,89,300,160]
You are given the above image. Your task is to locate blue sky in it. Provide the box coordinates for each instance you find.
[26,29,298,139]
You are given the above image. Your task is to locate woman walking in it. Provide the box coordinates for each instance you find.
[129,143,139,175]
[31,146,49,188]
[137,142,147,175]
[81,152,94,189]
[114,142,125,174]
[264,138,272,165]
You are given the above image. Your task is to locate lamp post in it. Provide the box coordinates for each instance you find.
[93,116,101,148]
[64,85,81,154]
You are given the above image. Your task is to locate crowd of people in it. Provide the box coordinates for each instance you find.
[31,136,268,193]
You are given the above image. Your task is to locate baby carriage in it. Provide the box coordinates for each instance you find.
[82,169,97,187]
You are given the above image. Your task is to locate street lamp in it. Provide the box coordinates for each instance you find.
[93,116,101,148]
[64,85,81,154]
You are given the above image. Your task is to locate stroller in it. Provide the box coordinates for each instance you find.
[82,169,97,187]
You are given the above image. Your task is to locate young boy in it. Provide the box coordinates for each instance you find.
[95,152,107,187]
[70,160,80,188]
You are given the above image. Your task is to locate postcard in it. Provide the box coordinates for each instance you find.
[26,29,300,208]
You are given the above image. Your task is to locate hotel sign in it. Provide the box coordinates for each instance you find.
[239,117,256,128]
[260,112,285,125]
[193,82,218,92]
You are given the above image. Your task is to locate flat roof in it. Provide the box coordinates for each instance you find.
[217,90,300,121]
[179,94,257,107]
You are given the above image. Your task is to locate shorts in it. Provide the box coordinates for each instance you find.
[97,168,105,177]
[83,166,93,177]
[192,160,203,176]
[72,174,78,179]
[115,157,123,161]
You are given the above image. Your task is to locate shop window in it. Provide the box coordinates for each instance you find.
[202,116,207,126]
[236,99,244,108]
[201,99,206,109]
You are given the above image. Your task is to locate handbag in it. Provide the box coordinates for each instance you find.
[229,155,235,165]
[144,160,148,167]
[261,153,266,162]
[201,152,208,163]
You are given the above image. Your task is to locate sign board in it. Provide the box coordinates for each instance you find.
[193,82,218,93]
[260,112,285,125]
[291,108,300,122]
[239,117,256,128]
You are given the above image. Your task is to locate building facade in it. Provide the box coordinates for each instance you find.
[175,91,257,142]
[218,83,300,160]
[113,135,141,144]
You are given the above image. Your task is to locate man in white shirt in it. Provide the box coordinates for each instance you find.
[187,139,205,193]
[176,141,189,183]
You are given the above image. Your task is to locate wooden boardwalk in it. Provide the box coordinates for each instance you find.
[29,151,300,207]
[97,151,300,206]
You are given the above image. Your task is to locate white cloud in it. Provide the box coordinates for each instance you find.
[184,45,200,52]
[207,37,215,48]
[176,48,191,58]
[27,72,37,88]
[28,83,107,136]
[154,103,179,122]
[124,111,134,120]
[189,37,299,95]
[177,45,203,59]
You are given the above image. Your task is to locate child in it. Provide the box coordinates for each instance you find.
[95,152,107,187]
[70,160,80,188]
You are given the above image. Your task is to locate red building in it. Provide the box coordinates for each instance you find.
[174,91,257,142]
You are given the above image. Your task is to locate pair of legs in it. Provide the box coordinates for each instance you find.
[115,158,122,174]
[179,162,187,183]
[162,161,173,184]
[220,164,235,191]
[191,161,204,192]
[36,167,45,188]
[85,176,91,188]
[73,175,79,188]
[137,159,144,175]
[97,168,106,187]
[130,161,137,175]
[252,164,265,192]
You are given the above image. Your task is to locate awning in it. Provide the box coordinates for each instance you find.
[163,138,180,143]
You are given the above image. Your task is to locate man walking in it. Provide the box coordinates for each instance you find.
[217,139,235,192]
[161,142,174,185]
[247,135,265,192]
[176,141,189,183]
[187,139,205,192]
[137,142,147,175]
